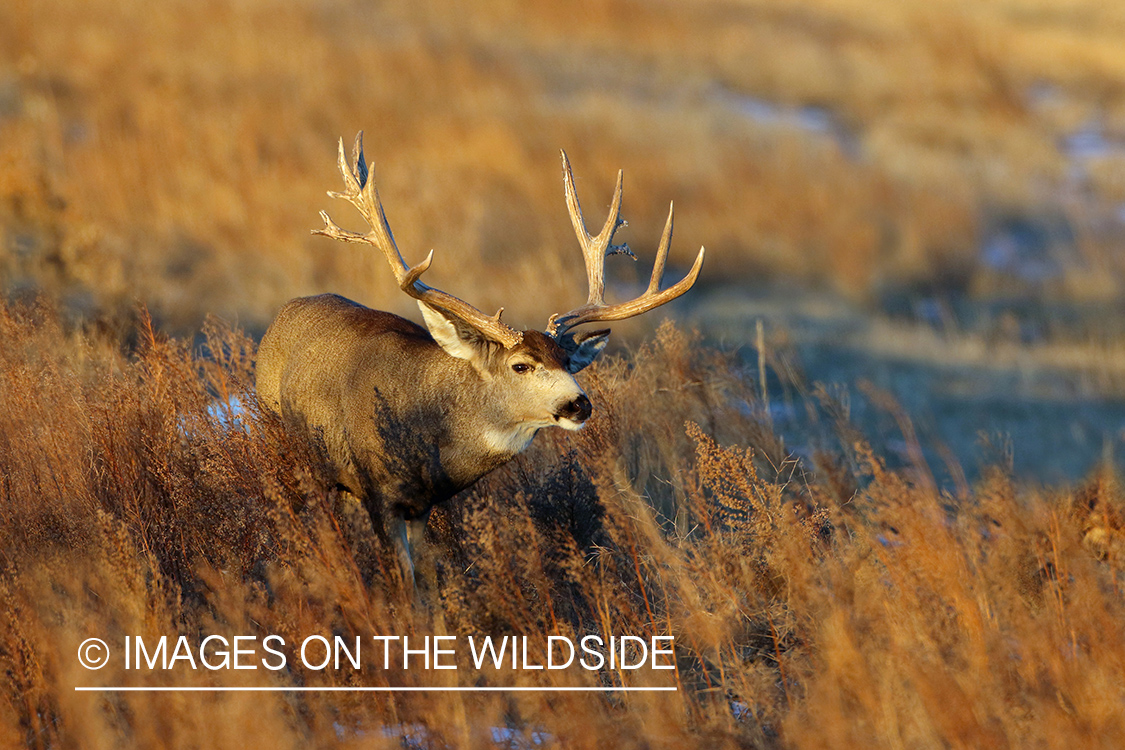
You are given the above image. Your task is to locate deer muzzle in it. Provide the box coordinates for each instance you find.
[556,394,592,424]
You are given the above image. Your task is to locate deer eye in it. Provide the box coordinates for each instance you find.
[511,362,533,374]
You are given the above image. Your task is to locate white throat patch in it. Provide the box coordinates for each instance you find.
[481,422,547,456]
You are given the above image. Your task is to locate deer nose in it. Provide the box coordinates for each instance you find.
[558,394,592,423]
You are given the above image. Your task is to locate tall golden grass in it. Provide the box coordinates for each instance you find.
[2,298,1123,748]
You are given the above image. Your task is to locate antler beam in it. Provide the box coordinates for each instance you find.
[314,132,522,349]
[547,151,705,338]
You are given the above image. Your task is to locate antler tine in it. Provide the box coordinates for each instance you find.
[561,150,629,308]
[648,201,673,295]
[316,134,410,283]
[350,131,369,192]
[313,133,522,348]
[548,157,705,338]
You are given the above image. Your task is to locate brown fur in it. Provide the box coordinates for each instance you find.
[256,293,598,578]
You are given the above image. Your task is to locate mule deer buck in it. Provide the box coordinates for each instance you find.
[256,133,704,587]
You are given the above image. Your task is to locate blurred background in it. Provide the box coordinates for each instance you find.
[3,0,1125,483]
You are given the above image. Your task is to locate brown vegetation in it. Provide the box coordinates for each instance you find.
[1,299,1123,748]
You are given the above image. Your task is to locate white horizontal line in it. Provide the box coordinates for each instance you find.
[75,686,676,693]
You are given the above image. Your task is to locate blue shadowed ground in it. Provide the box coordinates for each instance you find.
[684,284,1125,487]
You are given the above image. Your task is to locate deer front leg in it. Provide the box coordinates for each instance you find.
[386,510,432,594]
[385,513,416,592]
[406,514,429,560]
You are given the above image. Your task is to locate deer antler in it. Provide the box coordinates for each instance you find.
[314,132,522,348]
[546,151,705,339]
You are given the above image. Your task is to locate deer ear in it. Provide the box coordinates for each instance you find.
[566,329,610,373]
[418,301,491,362]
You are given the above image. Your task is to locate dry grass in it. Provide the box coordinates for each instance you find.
[3,0,1125,335]
[2,299,1124,748]
[4,1,1125,746]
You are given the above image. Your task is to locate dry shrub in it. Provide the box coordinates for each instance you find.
[1,301,1124,748]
